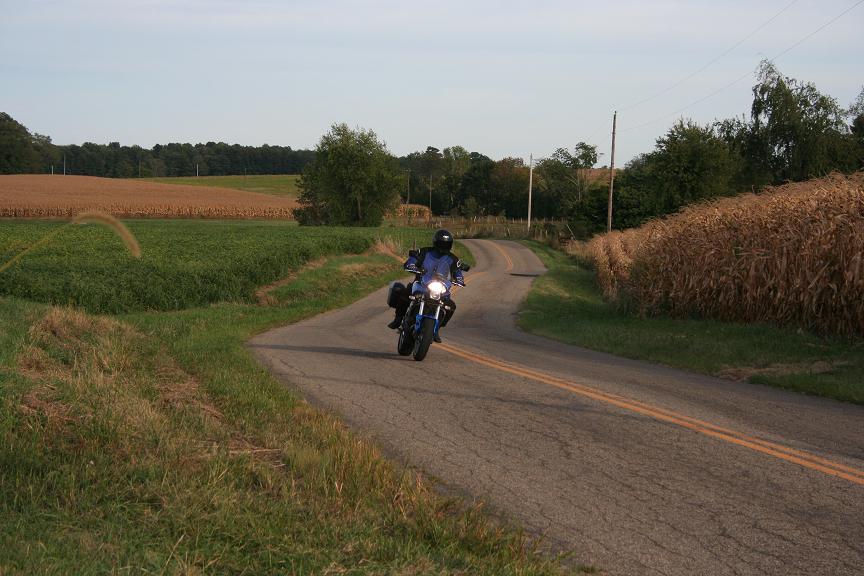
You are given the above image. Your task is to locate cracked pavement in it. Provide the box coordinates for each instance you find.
[249,239,864,575]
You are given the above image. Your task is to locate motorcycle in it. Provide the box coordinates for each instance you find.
[389,254,470,361]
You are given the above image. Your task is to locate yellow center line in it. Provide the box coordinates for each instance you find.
[438,342,864,487]
[488,240,514,272]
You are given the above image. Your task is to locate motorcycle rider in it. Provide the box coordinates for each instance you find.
[388,229,465,342]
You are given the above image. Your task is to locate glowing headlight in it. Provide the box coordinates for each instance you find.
[427,280,446,300]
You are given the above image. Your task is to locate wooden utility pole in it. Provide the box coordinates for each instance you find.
[607,111,617,233]
[428,175,433,216]
[527,153,534,232]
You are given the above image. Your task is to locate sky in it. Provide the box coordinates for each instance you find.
[1,0,862,165]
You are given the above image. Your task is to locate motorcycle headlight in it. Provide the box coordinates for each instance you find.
[427,280,446,300]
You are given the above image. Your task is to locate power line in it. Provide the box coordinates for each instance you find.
[618,0,800,112]
[619,69,754,133]
[770,0,863,60]
[618,0,864,133]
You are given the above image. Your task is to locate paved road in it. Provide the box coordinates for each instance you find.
[249,239,864,575]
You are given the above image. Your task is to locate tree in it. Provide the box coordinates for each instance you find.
[295,124,401,226]
[610,121,739,228]
[490,157,529,218]
[848,87,864,166]
[748,60,856,182]
[652,119,737,212]
[457,152,494,216]
[0,112,44,173]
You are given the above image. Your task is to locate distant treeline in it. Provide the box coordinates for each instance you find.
[0,116,315,177]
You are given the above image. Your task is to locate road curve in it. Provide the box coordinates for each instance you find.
[249,239,864,576]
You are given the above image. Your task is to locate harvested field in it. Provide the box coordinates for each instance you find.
[577,172,864,337]
[0,175,298,219]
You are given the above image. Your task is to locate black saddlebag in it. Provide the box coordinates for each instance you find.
[387,282,407,308]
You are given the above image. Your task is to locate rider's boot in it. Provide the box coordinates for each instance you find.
[387,314,402,330]
[433,330,442,343]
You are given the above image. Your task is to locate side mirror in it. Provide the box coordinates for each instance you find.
[456,260,471,272]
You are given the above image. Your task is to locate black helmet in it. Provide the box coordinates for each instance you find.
[433,229,454,254]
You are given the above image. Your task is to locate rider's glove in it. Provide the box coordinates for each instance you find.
[453,279,466,288]
[405,264,420,274]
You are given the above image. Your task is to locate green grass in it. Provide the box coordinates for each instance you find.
[0,223,571,574]
[519,242,864,405]
[145,174,301,198]
[0,220,430,313]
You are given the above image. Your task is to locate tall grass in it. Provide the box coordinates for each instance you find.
[579,172,864,337]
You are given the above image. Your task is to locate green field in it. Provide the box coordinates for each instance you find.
[145,174,301,198]
[0,220,425,313]
[519,242,864,405]
[0,221,567,574]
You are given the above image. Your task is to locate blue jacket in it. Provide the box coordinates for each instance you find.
[405,248,465,287]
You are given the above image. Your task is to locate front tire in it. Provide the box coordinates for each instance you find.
[412,317,435,361]
[397,325,414,356]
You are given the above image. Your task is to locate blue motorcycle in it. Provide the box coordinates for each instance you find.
[395,259,469,361]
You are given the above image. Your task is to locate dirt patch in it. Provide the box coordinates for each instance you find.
[716,360,849,382]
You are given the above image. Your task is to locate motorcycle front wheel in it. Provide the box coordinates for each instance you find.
[412,317,435,361]
[397,324,414,356]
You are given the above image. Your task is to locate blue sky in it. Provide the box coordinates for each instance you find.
[1,0,862,165]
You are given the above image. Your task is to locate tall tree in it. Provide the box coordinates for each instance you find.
[295,123,401,226]
[748,60,856,182]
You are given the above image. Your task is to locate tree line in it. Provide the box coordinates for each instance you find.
[0,116,315,177]
[4,61,863,234]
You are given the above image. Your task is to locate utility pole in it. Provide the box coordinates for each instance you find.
[63,154,66,176]
[607,111,617,233]
[406,169,411,205]
[428,175,433,216]
[196,164,199,177]
[527,153,534,232]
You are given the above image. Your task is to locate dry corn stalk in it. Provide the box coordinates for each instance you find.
[585,172,864,337]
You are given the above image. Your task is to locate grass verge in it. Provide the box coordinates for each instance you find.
[519,242,864,405]
[0,236,568,573]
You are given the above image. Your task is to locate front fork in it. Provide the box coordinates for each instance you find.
[413,300,442,336]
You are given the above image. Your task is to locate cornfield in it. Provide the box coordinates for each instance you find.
[0,175,298,219]
[576,172,864,337]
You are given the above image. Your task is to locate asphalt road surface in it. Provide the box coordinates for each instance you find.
[249,239,864,576]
